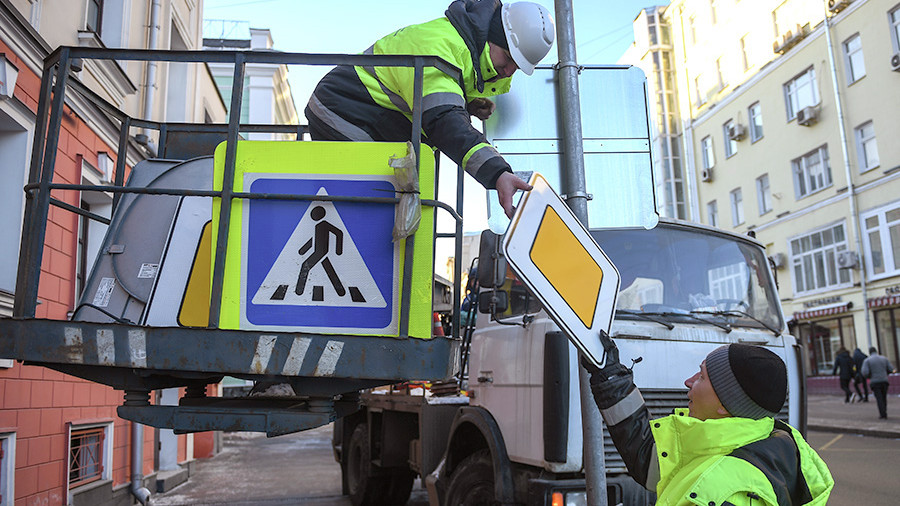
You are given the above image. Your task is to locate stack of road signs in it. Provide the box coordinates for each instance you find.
[502,173,620,368]
[212,141,435,338]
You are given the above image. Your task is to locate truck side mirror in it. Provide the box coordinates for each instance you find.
[477,231,507,288]
[478,290,509,314]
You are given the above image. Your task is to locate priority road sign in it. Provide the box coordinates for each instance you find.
[502,173,620,368]
[213,141,435,338]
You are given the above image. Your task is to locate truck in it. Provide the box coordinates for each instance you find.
[334,218,804,506]
[329,62,805,506]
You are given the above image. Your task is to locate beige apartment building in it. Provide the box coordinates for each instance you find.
[622,0,900,375]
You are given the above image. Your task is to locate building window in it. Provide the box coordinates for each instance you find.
[792,145,832,199]
[790,223,851,295]
[701,135,715,169]
[756,174,772,215]
[0,432,15,504]
[748,102,764,142]
[68,423,112,490]
[855,121,880,172]
[874,308,900,372]
[784,67,819,120]
[86,0,103,34]
[890,6,900,52]
[730,188,744,226]
[710,0,718,24]
[722,119,737,158]
[861,203,900,279]
[0,108,32,296]
[740,34,751,71]
[694,75,706,106]
[843,34,866,84]
[708,200,719,227]
[795,316,855,375]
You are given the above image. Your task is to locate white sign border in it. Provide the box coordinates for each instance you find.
[502,173,620,367]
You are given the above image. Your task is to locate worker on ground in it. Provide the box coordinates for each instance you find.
[586,340,834,505]
[305,0,555,217]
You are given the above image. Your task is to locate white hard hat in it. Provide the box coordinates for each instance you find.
[502,2,555,76]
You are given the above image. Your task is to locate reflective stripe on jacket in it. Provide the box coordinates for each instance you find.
[306,0,512,189]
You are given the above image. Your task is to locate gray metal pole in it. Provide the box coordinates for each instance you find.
[553,1,607,505]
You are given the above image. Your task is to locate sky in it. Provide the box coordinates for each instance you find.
[202,0,656,268]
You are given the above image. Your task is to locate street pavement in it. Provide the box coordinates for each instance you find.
[152,393,900,505]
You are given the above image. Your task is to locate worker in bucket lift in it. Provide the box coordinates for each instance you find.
[305,0,555,218]
[586,339,834,505]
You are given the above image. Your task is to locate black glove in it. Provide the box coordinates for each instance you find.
[582,331,637,411]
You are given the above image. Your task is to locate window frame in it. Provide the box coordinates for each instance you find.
[889,5,900,53]
[756,173,772,216]
[783,66,820,121]
[722,119,737,158]
[854,120,880,173]
[701,135,715,169]
[85,0,103,35]
[842,33,866,85]
[748,102,764,143]
[792,145,832,199]
[861,201,900,281]
[740,34,751,71]
[707,200,719,228]
[67,421,113,494]
[729,188,744,227]
[0,432,15,506]
[789,222,852,296]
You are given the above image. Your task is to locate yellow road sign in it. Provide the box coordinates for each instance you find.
[503,173,619,367]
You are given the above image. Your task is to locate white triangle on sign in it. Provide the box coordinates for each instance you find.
[251,187,387,308]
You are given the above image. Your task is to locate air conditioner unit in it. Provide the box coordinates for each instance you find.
[828,0,852,14]
[727,124,746,141]
[837,251,859,269]
[701,168,713,182]
[892,53,900,72]
[768,253,787,269]
[797,106,818,126]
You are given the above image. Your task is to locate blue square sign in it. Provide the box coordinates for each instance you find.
[241,174,399,334]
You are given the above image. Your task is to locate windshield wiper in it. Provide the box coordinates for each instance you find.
[692,309,781,337]
[616,309,674,330]
[637,311,733,333]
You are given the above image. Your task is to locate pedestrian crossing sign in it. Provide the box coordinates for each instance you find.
[212,141,435,338]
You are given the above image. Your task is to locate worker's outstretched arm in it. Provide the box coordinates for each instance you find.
[584,332,659,491]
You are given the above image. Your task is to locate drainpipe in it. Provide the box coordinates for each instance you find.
[822,3,872,348]
[137,0,161,155]
[131,421,151,505]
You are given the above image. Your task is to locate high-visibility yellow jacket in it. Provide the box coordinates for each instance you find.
[648,409,834,505]
[305,0,513,189]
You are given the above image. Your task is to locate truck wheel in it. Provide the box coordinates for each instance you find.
[346,423,384,506]
[382,469,416,505]
[444,449,496,506]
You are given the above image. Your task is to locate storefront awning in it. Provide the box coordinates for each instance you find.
[867,295,900,309]
[792,301,852,321]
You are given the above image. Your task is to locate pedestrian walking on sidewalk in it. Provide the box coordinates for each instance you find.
[862,347,895,419]
[832,347,855,403]
[853,347,869,402]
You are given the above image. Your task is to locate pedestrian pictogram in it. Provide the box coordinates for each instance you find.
[251,188,386,308]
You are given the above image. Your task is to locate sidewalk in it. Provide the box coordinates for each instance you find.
[807,393,900,438]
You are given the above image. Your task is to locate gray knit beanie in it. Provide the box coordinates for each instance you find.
[705,344,787,420]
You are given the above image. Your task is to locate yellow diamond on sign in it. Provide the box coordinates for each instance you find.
[529,206,603,328]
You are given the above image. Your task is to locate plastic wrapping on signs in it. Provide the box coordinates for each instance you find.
[390,141,421,242]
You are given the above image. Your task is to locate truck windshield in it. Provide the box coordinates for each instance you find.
[591,224,783,331]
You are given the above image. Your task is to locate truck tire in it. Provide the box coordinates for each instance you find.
[444,449,497,506]
[346,423,385,506]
